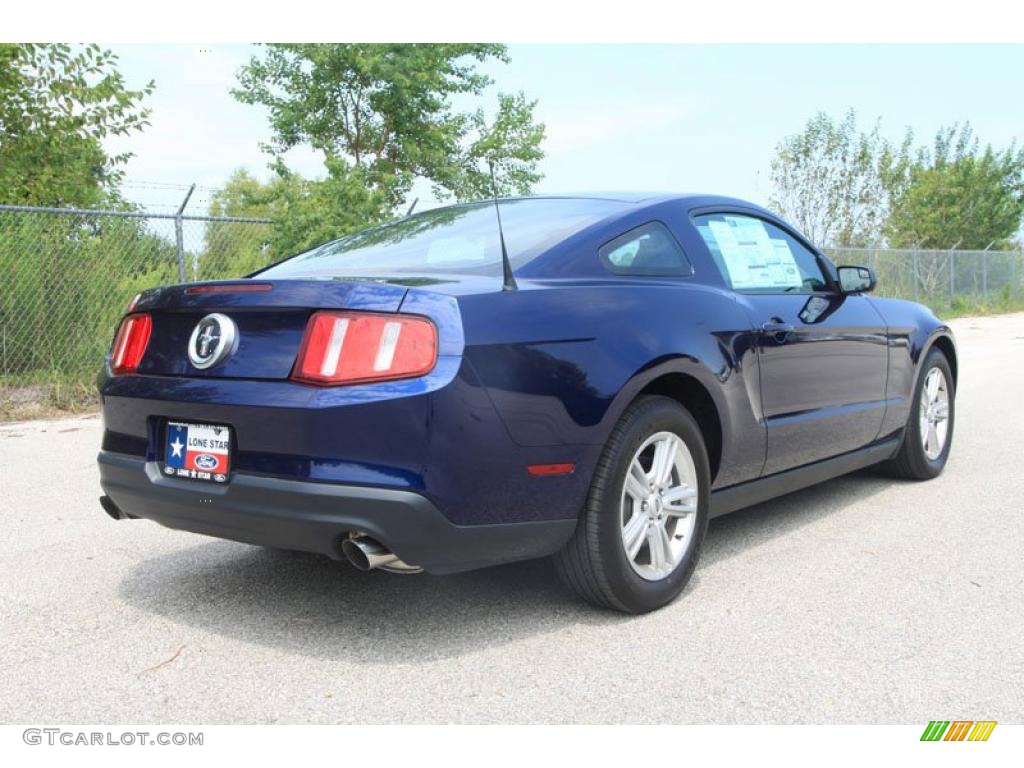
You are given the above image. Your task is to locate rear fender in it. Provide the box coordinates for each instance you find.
[601,353,761,489]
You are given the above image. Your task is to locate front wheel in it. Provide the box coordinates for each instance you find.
[555,396,710,613]
[887,347,955,480]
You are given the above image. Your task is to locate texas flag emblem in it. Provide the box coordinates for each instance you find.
[165,422,231,482]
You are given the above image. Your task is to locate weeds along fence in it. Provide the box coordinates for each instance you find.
[1,202,1023,411]
[0,204,272,403]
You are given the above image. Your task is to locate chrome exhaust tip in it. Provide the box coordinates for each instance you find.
[342,535,397,571]
[342,535,422,574]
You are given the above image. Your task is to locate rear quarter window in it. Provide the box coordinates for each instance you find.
[599,222,692,277]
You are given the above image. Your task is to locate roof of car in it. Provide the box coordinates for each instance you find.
[413,192,774,217]
[489,192,770,211]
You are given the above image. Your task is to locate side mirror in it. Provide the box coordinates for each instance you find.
[837,265,876,294]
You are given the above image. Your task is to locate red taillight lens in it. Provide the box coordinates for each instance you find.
[110,313,152,375]
[292,311,437,386]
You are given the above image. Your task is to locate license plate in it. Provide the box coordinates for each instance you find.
[163,421,231,483]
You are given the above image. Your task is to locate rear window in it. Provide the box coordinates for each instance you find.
[257,198,627,279]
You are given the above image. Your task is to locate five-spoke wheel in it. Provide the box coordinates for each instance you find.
[919,367,950,460]
[889,347,955,480]
[556,396,709,614]
[620,432,699,581]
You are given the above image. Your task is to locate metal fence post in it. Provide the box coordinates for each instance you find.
[174,184,195,283]
[982,251,988,297]
[912,250,919,301]
[947,240,962,307]
[1012,250,1016,296]
[949,250,955,306]
[981,241,995,299]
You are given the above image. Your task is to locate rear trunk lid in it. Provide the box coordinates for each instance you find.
[133,279,410,379]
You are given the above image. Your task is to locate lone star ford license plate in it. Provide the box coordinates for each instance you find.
[163,421,231,483]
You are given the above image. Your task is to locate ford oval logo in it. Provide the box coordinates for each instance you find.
[188,313,238,369]
[194,454,219,470]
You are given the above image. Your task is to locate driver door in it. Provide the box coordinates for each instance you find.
[693,212,889,476]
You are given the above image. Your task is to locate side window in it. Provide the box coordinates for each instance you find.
[693,213,829,293]
[599,222,692,277]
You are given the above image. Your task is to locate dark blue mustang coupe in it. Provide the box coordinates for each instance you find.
[98,193,957,613]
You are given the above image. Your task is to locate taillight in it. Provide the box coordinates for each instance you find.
[292,311,437,386]
[110,313,152,375]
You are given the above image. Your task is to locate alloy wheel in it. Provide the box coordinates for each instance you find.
[919,367,950,460]
[620,431,699,581]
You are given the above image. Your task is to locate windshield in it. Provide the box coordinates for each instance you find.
[257,197,627,280]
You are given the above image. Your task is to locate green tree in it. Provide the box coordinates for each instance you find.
[441,91,545,202]
[205,164,391,263]
[0,43,153,207]
[199,170,274,279]
[884,124,1024,249]
[233,44,545,235]
[769,110,893,247]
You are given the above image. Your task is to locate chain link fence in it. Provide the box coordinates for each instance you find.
[1,204,272,415]
[2,203,1023,417]
[824,246,1024,309]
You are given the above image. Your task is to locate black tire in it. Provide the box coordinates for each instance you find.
[887,347,955,480]
[555,396,710,613]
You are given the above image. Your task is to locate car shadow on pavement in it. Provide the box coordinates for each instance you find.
[120,544,619,664]
[118,466,902,664]
[701,465,899,570]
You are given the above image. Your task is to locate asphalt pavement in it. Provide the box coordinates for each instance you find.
[1,313,1022,724]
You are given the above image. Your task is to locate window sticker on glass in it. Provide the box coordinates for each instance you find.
[707,220,751,286]
[767,238,801,287]
[707,217,802,290]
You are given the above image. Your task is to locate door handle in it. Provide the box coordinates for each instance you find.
[761,319,794,334]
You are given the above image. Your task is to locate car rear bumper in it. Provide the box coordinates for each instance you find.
[97,450,576,574]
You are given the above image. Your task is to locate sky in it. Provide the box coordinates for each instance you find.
[103,44,1024,215]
